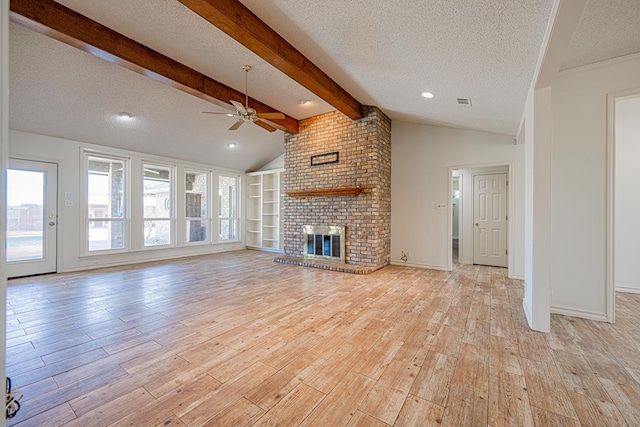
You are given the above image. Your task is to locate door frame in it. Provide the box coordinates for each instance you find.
[606,87,640,324]
[448,161,514,276]
[6,158,59,278]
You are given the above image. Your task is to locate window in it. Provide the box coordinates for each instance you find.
[143,164,172,246]
[218,175,239,241]
[87,156,126,251]
[186,170,208,243]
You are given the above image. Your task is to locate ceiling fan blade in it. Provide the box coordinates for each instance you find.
[256,112,285,120]
[230,100,247,115]
[254,119,277,132]
[229,120,244,131]
[202,111,234,116]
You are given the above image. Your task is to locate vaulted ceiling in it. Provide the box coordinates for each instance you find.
[8,0,640,172]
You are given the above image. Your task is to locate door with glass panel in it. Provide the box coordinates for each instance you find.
[6,159,58,278]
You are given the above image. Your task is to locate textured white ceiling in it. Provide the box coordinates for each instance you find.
[240,0,555,135]
[561,0,640,70]
[10,0,637,173]
[9,23,285,172]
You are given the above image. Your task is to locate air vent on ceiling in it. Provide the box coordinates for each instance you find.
[457,98,472,106]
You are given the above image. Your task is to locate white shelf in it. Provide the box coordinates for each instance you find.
[246,169,284,253]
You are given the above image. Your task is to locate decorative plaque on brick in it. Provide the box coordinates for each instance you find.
[310,151,339,166]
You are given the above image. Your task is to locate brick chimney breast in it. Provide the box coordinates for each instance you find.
[282,106,391,270]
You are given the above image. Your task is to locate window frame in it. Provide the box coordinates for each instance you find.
[215,173,241,243]
[82,150,130,255]
[185,168,210,245]
[141,161,175,249]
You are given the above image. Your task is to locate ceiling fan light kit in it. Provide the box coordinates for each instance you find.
[202,65,285,132]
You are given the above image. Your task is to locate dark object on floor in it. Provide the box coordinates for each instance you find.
[6,377,22,419]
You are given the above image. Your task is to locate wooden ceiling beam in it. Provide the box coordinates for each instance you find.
[9,0,299,134]
[178,0,364,121]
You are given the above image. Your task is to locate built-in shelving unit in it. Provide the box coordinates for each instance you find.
[245,169,284,252]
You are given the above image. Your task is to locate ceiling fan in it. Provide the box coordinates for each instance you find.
[203,65,285,132]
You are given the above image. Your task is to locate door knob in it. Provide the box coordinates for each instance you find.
[474,222,479,226]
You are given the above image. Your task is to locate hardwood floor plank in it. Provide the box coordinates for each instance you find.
[440,381,488,427]
[304,343,364,394]
[531,406,581,427]
[8,403,76,427]
[394,395,444,427]
[10,365,128,424]
[251,383,326,427]
[5,251,640,427]
[452,342,489,392]
[201,397,265,427]
[110,374,221,427]
[63,387,155,427]
[69,355,191,416]
[598,377,640,426]
[177,361,277,426]
[409,351,456,406]
[568,391,627,427]
[345,410,390,427]
[488,370,534,427]
[359,359,421,425]
[301,371,375,426]
[244,351,324,411]
[489,335,523,376]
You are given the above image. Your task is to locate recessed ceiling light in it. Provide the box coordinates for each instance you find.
[227,142,237,148]
[421,92,435,99]
[117,112,133,120]
[299,99,310,105]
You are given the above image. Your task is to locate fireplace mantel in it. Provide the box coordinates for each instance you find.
[286,187,364,198]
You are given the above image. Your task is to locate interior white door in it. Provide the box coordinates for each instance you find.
[473,173,507,267]
[5,159,58,278]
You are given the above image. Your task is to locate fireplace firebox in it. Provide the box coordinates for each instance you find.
[303,225,345,263]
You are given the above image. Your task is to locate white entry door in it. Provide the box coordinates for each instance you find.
[6,159,58,278]
[473,173,507,267]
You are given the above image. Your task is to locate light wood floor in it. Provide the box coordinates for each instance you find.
[6,250,640,426]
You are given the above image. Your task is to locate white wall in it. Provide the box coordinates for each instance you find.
[391,122,524,279]
[258,153,284,171]
[9,130,246,273]
[550,54,640,319]
[615,95,640,293]
[1,2,9,419]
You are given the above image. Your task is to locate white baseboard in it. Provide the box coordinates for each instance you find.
[390,260,451,271]
[616,286,640,294]
[550,305,608,322]
[509,273,525,281]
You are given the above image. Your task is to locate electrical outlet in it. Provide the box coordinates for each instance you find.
[64,199,73,207]
[64,191,73,198]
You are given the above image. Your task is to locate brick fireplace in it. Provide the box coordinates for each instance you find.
[275,106,391,273]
